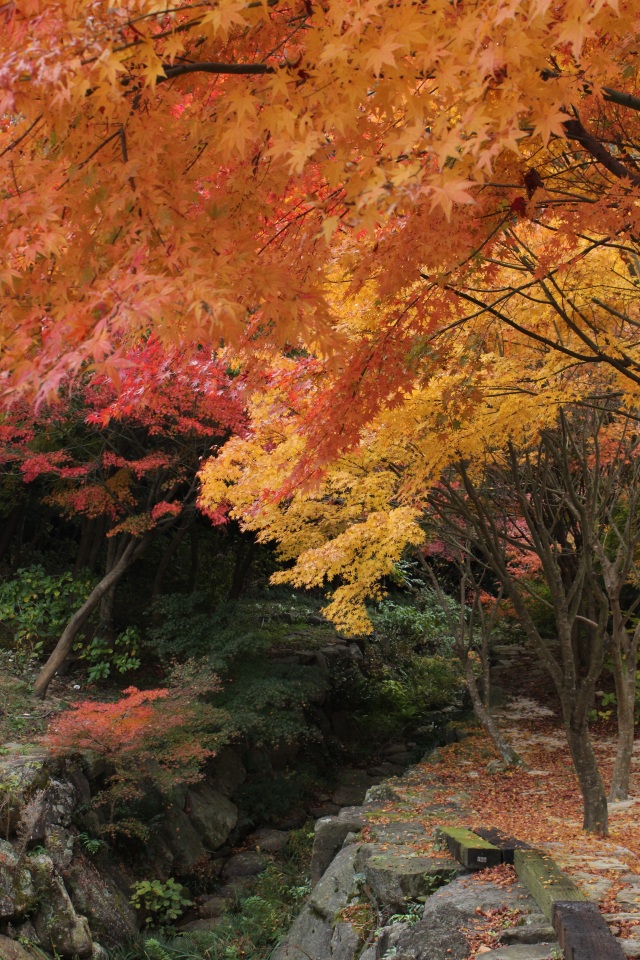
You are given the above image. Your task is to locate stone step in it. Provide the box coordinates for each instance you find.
[358,846,464,909]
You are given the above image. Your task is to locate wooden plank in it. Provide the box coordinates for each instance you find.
[438,826,502,870]
[472,826,532,865]
[553,900,626,960]
[514,849,586,921]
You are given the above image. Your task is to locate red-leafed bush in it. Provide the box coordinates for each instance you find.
[45,668,230,834]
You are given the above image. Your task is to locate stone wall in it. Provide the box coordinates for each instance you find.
[271,785,560,960]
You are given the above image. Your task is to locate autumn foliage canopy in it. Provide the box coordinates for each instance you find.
[0,0,638,402]
[4,1,640,836]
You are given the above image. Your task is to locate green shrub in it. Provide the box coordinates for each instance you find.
[74,625,142,681]
[118,861,312,960]
[130,878,192,928]
[373,593,457,658]
[0,565,95,664]
[376,655,463,715]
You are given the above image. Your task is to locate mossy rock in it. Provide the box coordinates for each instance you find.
[0,840,36,921]
[362,851,464,909]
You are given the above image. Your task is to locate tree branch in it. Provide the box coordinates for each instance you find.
[160,61,275,81]
[602,87,640,113]
[562,116,640,188]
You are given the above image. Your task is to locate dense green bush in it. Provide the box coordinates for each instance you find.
[148,593,328,747]
[75,625,142,681]
[130,879,193,928]
[0,564,143,680]
[323,589,467,745]
[0,565,95,664]
[372,592,458,659]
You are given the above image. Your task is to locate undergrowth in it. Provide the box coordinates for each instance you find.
[115,827,313,960]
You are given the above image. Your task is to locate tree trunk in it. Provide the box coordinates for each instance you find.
[227,538,255,600]
[74,518,95,574]
[0,503,23,566]
[565,717,608,834]
[188,526,200,594]
[96,537,119,644]
[33,536,148,699]
[609,653,636,801]
[87,515,106,572]
[11,507,26,570]
[98,582,117,645]
[463,659,520,765]
[151,523,190,606]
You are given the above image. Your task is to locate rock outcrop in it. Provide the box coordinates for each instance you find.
[0,742,255,959]
[273,776,561,960]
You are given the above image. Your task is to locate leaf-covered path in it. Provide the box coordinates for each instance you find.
[353,643,640,958]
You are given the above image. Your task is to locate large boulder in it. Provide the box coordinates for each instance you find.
[368,822,427,845]
[30,854,93,958]
[374,876,546,960]
[472,948,560,960]
[360,849,464,909]
[248,828,290,854]
[0,751,49,838]
[142,833,175,881]
[330,921,361,960]
[0,840,36,921]
[186,785,238,851]
[331,769,372,808]
[311,810,367,885]
[0,935,43,960]
[197,895,228,919]
[222,851,265,881]
[272,845,361,960]
[207,749,247,798]
[153,807,208,873]
[61,851,138,948]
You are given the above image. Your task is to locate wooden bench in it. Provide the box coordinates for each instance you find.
[553,900,626,960]
[438,826,502,870]
[514,848,586,921]
[472,826,532,865]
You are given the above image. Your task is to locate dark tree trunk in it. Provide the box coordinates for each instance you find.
[74,518,95,574]
[188,526,200,594]
[0,503,23,566]
[564,717,608,834]
[11,507,26,570]
[96,537,119,644]
[151,523,190,608]
[87,515,106,572]
[228,538,255,600]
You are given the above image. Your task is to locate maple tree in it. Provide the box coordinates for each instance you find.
[1,0,640,407]
[45,669,227,831]
[199,314,640,834]
[3,0,640,842]
[0,337,245,697]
